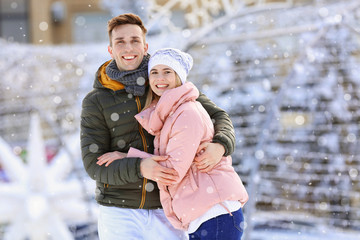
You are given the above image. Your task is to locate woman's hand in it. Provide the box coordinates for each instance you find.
[194,142,225,172]
[140,156,179,185]
[97,151,127,167]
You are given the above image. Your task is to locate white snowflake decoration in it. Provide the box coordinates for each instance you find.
[0,113,97,240]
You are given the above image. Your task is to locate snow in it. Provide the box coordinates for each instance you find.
[250,212,360,240]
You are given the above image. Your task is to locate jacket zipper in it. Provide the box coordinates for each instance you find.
[135,96,148,209]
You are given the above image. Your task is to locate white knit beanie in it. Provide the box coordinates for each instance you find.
[148,48,193,84]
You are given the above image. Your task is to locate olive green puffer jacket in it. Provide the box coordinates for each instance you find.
[80,60,235,209]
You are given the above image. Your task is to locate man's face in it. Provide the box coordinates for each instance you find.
[108,24,148,71]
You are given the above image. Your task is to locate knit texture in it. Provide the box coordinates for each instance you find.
[148,48,193,84]
[106,54,150,96]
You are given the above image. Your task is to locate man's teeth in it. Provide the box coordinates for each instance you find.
[123,56,135,60]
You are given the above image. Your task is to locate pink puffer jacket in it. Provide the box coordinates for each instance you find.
[128,82,248,230]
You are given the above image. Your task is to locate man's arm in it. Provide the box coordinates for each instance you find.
[196,92,235,156]
[195,92,236,172]
[96,148,179,185]
[80,93,142,185]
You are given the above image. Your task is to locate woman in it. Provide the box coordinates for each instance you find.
[97,48,248,239]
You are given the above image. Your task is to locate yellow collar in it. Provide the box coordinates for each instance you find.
[98,60,125,91]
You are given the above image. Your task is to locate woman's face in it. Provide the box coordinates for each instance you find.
[149,64,177,96]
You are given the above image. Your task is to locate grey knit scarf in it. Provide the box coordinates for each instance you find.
[105,54,150,96]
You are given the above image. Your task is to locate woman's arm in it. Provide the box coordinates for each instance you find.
[162,108,205,182]
[97,148,178,185]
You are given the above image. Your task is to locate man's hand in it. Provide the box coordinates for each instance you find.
[140,156,179,185]
[97,151,127,167]
[194,142,225,173]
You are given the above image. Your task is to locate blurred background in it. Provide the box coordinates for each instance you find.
[0,0,360,239]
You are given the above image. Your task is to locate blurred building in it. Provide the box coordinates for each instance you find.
[0,0,111,44]
[0,0,317,45]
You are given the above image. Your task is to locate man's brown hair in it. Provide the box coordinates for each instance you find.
[107,13,148,46]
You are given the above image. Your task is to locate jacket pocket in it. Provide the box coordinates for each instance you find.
[188,165,199,191]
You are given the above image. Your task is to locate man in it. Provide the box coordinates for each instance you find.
[80,13,235,239]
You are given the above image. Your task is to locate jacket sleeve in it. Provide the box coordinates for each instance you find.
[80,93,142,185]
[158,107,205,229]
[196,92,235,156]
[162,108,204,184]
[127,147,153,159]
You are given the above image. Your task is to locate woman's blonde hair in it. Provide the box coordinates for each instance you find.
[142,73,183,111]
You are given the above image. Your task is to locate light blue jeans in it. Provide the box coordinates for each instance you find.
[98,205,188,240]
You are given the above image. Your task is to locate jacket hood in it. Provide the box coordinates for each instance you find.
[93,60,125,91]
[135,82,199,134]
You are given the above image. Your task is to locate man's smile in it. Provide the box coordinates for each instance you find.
[123,55,136,60]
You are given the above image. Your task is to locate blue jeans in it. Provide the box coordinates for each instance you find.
[189,208,244,240]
